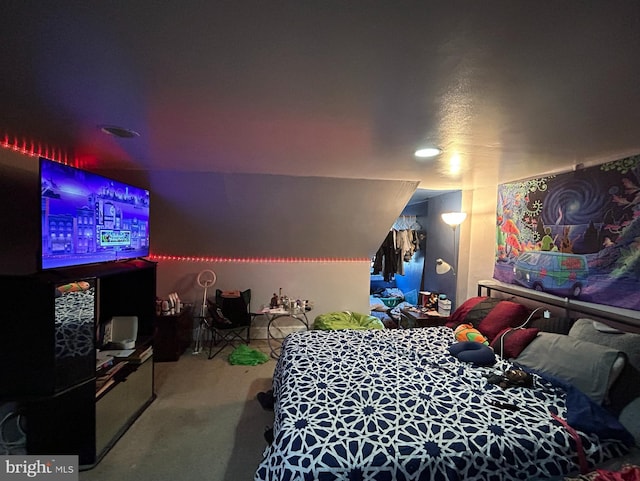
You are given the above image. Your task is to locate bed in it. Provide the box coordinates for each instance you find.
[255,290,640,481]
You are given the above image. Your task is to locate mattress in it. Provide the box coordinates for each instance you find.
[255,328,630,481]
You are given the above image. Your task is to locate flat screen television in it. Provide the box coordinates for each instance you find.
[40,157,150,270]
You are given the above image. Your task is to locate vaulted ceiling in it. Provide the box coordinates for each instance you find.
[2,1,640,258]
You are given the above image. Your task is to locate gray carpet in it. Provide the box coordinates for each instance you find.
[80,341,276,481]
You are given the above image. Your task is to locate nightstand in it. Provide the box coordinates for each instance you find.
[154,308,193,361]
[400,307,448,329]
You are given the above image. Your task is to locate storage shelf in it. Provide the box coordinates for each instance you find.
[0,259,157,468]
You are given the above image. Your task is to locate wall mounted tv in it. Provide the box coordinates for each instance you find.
[40,157,150,270]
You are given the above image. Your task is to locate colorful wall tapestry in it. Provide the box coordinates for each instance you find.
[494,155,640,311]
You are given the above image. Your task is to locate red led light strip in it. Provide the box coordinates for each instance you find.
[1,134,71,165]
[2,137,368,266]
[149,254,369,263]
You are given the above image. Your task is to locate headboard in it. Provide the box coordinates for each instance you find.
[477,279,640,333]
[473,280,640,446]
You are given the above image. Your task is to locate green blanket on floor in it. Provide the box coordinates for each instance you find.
[313,311,385,330]
[228,344,269,365]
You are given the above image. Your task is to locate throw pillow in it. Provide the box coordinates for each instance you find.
[528,316,575,334]
[476,301,530,341]
[448,341,496,366]
[490,327,539,359]
[445,296,529,338]
[515,332,624,405]
[445,296,488,328]
[619,397,640,446]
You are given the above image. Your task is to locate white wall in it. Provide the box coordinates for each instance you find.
[156,259,371,338]
[0,145,573,332]
[461,185,500,302]
[0,149,410,342]
[143,171,418,260]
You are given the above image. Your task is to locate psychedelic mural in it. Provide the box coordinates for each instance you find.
[494,155,640,311]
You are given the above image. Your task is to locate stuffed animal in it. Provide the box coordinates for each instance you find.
[454,323,489,345]
[448,341,496,366]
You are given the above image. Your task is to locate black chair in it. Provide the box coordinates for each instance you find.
[207,289,254,359]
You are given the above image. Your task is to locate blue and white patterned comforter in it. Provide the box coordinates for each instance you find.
[255,328,629,481]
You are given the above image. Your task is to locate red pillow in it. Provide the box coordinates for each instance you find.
[477,300,530,340]
[445,296,487,328]
[490,327,540,359]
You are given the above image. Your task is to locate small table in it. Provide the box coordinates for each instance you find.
[400,307,448,329]
[154,308,193,361]
[260,307,310,359]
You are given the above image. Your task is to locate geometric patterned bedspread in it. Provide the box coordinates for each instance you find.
[255,328,629,481]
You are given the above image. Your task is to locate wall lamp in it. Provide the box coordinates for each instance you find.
[435,258,455,275]
[436,212,467,276]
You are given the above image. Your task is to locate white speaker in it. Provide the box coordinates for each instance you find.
[109,316,138,349]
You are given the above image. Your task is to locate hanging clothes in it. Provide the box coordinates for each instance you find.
[409,229,421,258]
[373,227,424,281]
[397,229,418,261]
[372,230,398,282]
[395,229,409,276]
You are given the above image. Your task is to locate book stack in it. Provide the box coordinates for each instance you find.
[96,352,114,371]
[131,345,153,364]
[95,361,129,397]
[94,344,152,398]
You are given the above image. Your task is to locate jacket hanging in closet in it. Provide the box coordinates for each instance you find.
[372,229,420,281]
[372,230,398,282]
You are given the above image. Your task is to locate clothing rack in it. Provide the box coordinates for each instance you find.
[393,215,421,231]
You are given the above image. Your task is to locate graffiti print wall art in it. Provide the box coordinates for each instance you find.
[494,155,640,311]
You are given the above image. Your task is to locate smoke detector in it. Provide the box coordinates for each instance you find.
[99,125,140,138]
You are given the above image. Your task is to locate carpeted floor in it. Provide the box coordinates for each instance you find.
[79,341,276,481]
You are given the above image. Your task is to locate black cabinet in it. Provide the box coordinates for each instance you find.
[95,357,154,458]
[0,259,156,468]
[26,379,97,463]
[0,272,97,397]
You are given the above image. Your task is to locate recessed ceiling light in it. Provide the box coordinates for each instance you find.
[99,125,140,138]
[414,147,441,158]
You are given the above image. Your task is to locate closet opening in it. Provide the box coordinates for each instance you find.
[369,189,462,327]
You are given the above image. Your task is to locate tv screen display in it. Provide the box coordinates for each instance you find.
[40,158,150,270]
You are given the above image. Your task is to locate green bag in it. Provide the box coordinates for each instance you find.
[313,311,385,330]
[228,344,269,365]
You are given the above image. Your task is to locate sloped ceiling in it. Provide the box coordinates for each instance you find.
[149,172,417,258]
[2,1,640,258]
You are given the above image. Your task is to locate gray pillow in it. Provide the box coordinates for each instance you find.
[515,332,623,405]
[568,318,640,413]
[569,318,640,372]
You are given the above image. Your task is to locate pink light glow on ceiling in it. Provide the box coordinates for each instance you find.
[1,133,74,165]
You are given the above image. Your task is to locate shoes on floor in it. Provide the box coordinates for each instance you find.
[257,389,274,410]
